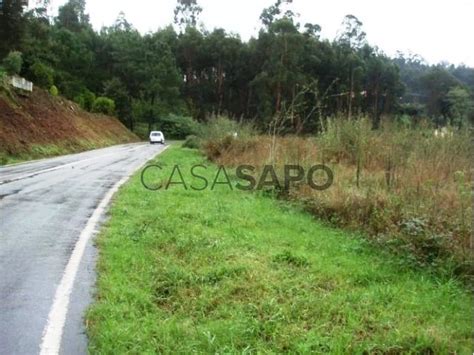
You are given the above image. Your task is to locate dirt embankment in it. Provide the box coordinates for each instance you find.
[0,88,138,162]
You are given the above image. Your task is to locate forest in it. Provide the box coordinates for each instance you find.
[0,0,473,137]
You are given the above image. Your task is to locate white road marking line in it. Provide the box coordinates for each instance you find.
[1,142,145,169]
[0,155,113,185]
[39,146,168,355]
[0,144,148,186]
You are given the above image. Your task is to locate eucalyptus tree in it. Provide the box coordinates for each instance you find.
[336,14,366,119]
[56,0,89,32]
[0,0,28,56]
[174,0,202,32]
[202,29,243,115]
[421,67,461,124]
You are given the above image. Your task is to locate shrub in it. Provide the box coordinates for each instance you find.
[29,62,54,88]
[199,116,255,141]
[2,51,22,75]
[182,135,201,149]
[49,85,59,96]
[159,115,200,139]
[56,78,86,100]
[0,153,8,165]
[75,90,96,112]
[92,97,115,115]
[201,118,472,278]
[200,116,257,160]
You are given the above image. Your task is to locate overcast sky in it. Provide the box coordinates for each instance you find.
[46,0,474,67]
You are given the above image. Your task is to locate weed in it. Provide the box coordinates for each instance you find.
[201,118,472,277]
[272,251,310,267]
[182,135,201,149]
[87,146,472,353]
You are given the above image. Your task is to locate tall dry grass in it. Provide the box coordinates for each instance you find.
[202,117,473,277]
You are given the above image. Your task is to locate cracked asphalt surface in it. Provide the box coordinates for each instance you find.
[0,143,166,354]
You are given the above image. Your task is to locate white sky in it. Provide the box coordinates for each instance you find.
[46,0,474,66]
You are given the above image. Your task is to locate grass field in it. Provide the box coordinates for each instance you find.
[201,118,472,277]
[87,145,472,353]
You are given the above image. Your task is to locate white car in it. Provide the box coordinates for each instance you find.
[149,131,165,144]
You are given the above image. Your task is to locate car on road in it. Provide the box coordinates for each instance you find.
[149,131,165,144]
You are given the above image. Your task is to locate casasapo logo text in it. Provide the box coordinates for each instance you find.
[141,164,333,191]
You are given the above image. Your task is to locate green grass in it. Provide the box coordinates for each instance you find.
[87,145,472,354]
[0,140,130,166]
[0,144,75,166]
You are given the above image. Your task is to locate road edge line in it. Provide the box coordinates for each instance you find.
[1,142,144,168]
[0,144,148,186]
[39,145,169,355]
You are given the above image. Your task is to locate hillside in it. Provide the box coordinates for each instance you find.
[0,87,138,164]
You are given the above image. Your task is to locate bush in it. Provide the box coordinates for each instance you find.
[202,118,472,278]
[56,78,86,100]
[29,62,54,88]
[199,116,255,141]
[75,90,96,112]
[49,85,59,96]
[159,115,200,139]
[0,153,8,165]
[199,116,257,160]
[182,135,201,149]
[92,97,115,115]
[2,51,23,75]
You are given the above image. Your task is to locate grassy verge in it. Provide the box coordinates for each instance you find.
[3,144,72,165]
[87,145,472,353]
[200,119,472,277]
[0,140,128,166]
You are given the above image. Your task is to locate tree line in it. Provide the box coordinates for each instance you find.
[1,0,472,134]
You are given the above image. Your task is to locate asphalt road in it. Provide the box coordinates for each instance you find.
[0,143,166,355]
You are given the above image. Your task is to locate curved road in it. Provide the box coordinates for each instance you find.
[0,143,166,354]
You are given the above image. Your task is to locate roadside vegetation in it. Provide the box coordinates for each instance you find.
[87,145,471,353]
[196,117,473,280]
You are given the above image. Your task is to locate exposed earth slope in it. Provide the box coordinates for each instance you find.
[0,87,138,164]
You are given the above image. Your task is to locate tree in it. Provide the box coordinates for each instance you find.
[2,51,23,75]
[176,26,205,118]
[112,12,132,32]
[200,29,242,115]
[252,2,307,123]
[363,49,403,126]
[103,77,131,123]
[337,14,366,50]
[29,61,54,87]
[13,0,467,133]
[446,86,473,128]
[421,67,460,123]
[304,23,321,39]
[50,27,95,98]
[0,0,28,57]
[174,0,202,31]
[56,0,90,32]
[336,15,367,120]
[260,0,295,28]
